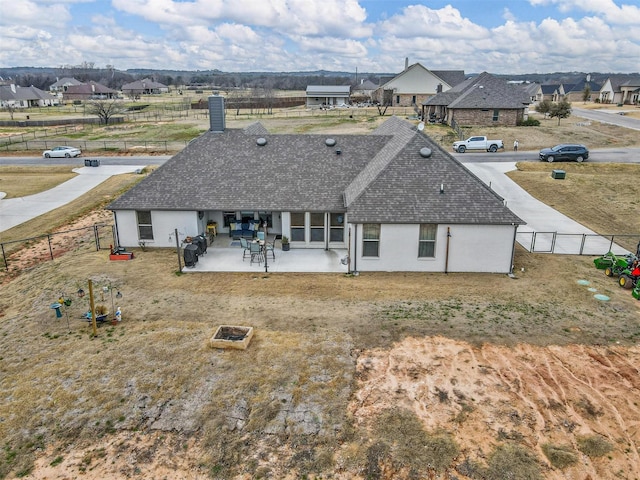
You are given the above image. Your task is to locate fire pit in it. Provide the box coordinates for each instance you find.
[209,325,254,350]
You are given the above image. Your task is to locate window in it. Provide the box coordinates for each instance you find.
[492,109,499,121]
[310,213,324,242]
[290,212,305,242]
[223,212,236,228]
[418,224,437,257]
[329,213,344,242]
[412,95,416,104]
[136,211,153,240]
[362,224,380,257]
[396,95,400,105]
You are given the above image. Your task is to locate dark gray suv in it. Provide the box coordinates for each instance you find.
[539,144,589,162]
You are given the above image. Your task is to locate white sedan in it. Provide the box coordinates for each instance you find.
[43,146,82,158]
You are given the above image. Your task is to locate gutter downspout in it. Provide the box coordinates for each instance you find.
[444,226,451,274]
[509,223,518,274]
[353,224,358,274]
[113,211,120,248]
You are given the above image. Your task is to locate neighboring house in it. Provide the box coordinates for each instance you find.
[352,79,378,102]
[306,85,351,107]
[122,78,169,96]
[62,81,118,101]
[599,76,640,104]
[0,84,59,108]
[521,82,542,104]
[562,75,601,102]
[422,72,530,127]
[372,60,466,108]
[108,96,524,274]
[49,77,83,93]
[540,84,558,102]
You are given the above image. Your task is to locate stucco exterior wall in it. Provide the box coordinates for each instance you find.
[350,223,516,273]
[114,210,200,248]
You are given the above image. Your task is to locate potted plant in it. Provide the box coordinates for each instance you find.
[281,235,290,251]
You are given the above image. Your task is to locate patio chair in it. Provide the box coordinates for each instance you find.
[264,239,275,259]
[249,241,263,265]
[256,231,265,241]
[240,238,251,261]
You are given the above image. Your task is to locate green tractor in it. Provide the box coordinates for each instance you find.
[618,262,640,290]
[599,253,636,278]
[633,283,640,300]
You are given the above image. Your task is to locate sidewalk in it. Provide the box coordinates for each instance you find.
[0,165,146,233]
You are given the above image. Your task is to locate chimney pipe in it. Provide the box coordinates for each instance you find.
[405,57,409,71]
[208,94,226,133]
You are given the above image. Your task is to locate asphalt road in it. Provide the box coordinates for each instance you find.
[1,148,639,166]
[573,107,640,131]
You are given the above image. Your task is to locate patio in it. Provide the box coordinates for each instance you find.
[181,237,349,273]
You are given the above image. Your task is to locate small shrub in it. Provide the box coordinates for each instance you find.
[541,443,578,469]
[518,118,540,126]
[486,443,542,480]
[577,435,613,458]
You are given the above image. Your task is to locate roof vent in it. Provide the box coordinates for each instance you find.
[336,149,342,155]
[325,138,336,147]
[256,137,267,146]
[419,147,432,158]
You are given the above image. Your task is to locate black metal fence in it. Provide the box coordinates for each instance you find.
[516,231,640,256]
[1,224,114,272]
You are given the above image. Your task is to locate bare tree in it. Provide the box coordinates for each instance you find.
[582,84,591,103]
[3,103,17,120]
[85,99,126,125]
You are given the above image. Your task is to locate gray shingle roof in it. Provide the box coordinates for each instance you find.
[108,117,523,226]
[423,72,529,109]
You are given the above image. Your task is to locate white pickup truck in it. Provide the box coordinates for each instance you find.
[453,136,504,153]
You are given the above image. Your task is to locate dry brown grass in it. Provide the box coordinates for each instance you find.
[1,115,640,479]
[0,166,77,199]
[507,162,640,251]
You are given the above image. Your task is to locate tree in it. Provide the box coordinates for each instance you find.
[536,99,552,118]
[582,84,591,103]
[3,103,17,120]
[86,99,126,125]
[550,98,572,125]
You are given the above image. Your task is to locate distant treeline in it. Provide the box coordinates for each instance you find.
[0,67,379,91]
[1,66,638,92]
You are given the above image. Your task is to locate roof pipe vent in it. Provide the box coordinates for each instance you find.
[256,137,267,146]
[419,147,432,158]
[325,138,336,147]
[336,149,342,155]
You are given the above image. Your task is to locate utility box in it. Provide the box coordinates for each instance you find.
[551,169,566,179]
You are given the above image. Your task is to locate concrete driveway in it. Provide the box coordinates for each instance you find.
[0,165,146,233]
[463,162,629,255]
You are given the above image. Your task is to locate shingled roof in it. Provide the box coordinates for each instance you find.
[108,117,522,226]
[424,72,530,109]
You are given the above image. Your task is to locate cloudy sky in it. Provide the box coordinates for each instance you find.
[1,0,639,74]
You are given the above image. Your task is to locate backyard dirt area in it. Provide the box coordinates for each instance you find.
[1,109,640,479]
[1,203,640,479]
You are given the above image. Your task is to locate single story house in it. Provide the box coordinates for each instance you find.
[521,82,542,104]
[62,81,118,101]
[422,72,530,127]
[372,60,465,107]
[352,79,378,102]
[108,96,523,273]
[306,85,351,107]
[562,75,601,103]
[122,78,169,96]
[599,75,640,105]
[49,77,83,93]
[0,84,58,108]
